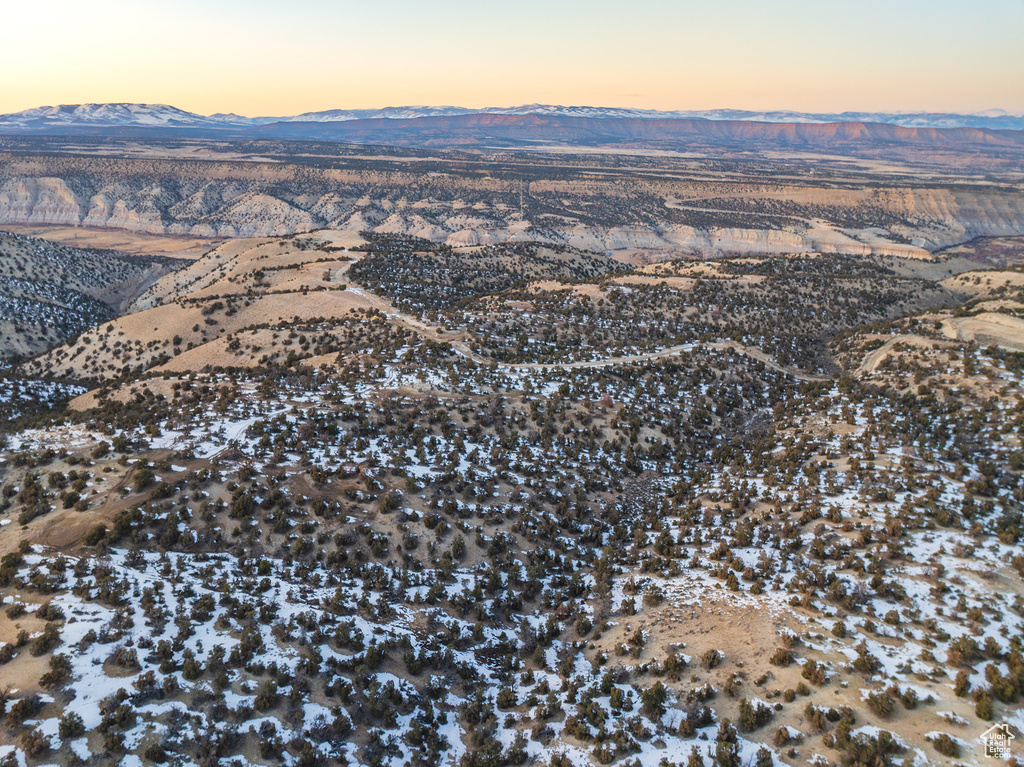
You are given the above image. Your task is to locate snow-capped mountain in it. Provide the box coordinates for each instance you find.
[1,102,1022,132]
[270,106,479,123]
[0,103,237,128]
[256,104,1024,129]
[479,105,1024,130]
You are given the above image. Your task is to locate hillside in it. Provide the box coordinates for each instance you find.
[0,228,1023,765]
[0,129,1023,767]
[0,231,183,363]
[17,231,626,383]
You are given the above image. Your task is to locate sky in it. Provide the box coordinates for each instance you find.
[2,0,1023,116]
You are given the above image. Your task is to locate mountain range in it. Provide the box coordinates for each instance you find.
[2,102,1023,131]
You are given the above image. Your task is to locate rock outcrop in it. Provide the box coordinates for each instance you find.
[2,152,1023,259]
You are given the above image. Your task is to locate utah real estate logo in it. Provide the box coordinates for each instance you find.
[981,722,1015,760]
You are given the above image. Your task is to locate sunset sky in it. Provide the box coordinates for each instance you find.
[3,0,1022,116]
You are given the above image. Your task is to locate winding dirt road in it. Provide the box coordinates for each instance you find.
[346,280,832,382]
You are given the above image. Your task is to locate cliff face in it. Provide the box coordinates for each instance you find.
[0,178,85,226]
[2,152,1023,259]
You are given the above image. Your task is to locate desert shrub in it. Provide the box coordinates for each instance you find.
[986,663,1021,703]
[6,695,43,724]
[133,465,155,492]
[255,679,279,711]
[59,711,86,739]
[83,523,108,546]
[973,689,994,721]
[828,724,904,766]
[30,623,61,656]
[181,649,202,680]
[143,743,169,763]
[805,705,829,732]
[643,585,665,607]
[39,653,72,688]
[851,641,882,674]
[19,728,50,758]
[724,675,743,698]
[575,616,592,636]
[898,686,918,710]
[738,698,773,731]
[497,687,516,709]
[946,636,979,667]
[37,602,64,621]
[930,733,959,757]
[802,659,827,685]
[640,682,668,717]
[714,720,741,767]
[866,690,895,718]
[773,725,801,747]
[663,651,688,680]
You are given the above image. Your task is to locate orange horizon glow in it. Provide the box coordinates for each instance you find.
[3,0,1022,118]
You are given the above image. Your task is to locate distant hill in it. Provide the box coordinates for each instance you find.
[246,113,1024,152]
[1,101,1022,132]
[2,104,1023,165]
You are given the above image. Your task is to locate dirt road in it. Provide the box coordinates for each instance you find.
[347,279,832,382]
